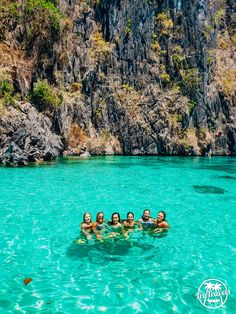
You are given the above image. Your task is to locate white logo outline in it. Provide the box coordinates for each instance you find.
[196,278,230,309]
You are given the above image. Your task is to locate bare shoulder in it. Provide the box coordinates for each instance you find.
[158,221,170,228]
[164,221,170,228]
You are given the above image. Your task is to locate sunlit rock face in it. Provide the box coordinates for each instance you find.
[0,0,235,164]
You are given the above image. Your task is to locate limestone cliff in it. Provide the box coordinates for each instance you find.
[0,0,235,165]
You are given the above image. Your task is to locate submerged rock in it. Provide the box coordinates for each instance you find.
[193,185,227,194]
[217,175,236,180]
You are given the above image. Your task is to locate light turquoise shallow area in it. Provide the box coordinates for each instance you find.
[0,156,236,313]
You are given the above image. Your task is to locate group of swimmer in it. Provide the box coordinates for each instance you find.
[78,209,170,242]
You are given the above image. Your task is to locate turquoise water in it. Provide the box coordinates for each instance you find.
[0,156,236,313]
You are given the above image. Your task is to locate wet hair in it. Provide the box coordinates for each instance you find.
[83,212,92,223]
[143,209,150,215]
[127,212,134,219]
[158,211,166,221]
[96,211,104,222]
[111,212,121,224]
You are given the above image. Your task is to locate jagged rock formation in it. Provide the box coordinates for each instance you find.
[0,0,235,165]
[0,103,63,165]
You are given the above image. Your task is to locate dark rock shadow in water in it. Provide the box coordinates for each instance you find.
[193,185,227,194]
[215,175,236,180]
[197,165,236,174]
[0,299,12,309]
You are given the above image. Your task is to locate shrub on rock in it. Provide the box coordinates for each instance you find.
[31,80,61,111]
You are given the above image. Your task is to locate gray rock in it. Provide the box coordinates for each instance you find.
[1,0,235,162]
[80,151,91,157]
[0,102,63,166]
[1,142,28,166]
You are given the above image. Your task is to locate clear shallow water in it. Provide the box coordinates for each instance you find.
[0,156,236,314]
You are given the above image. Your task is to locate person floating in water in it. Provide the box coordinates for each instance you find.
[123,212,140,232]
[154,211,170,229]
[138,209,155,229]
[92,211,106,240]
[152,211,170,235]
[124,212,137,228]
[80,212,93,240]
[76,209,170,244]
[106,212,124,239]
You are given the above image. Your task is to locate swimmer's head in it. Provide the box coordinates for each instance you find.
[157,211,166,222]
[127,212,134,222]
[96,211,104,223]
[83,212,92,224]
[111,212,120,224]
[142,209,151,221]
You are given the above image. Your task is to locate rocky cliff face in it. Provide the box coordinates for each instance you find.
[0,0,235,165]
[0,103,63,165]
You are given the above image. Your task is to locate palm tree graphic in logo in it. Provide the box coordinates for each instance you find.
[204,281,221,306]
[196,279,230,309]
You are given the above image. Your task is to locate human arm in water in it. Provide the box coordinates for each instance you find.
[137,219,144,230]
[104,223,125,239]
[80,222,93,239]
[153,220,170,233]
[92,222,103,240]
[155,220,170,228]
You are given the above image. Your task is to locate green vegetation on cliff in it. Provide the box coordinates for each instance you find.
[0,0,62,52]
[31,81,61,111]
[0,70,15,112]
[0,0,235,161]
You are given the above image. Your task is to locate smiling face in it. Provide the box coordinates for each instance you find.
[143,210,150,221]
[127,213,134,223]
[112,214,119,225]
[157,211,165,222]
[97,213,104,224]
[84,213,91,224]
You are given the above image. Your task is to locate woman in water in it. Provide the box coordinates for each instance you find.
[138,209,155,229]
[155,211,170,228]
[92,211,106,240]
[124,212,140,229]
[80,212,93,240]
[123,211,141,237]
[106,212,124,238]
